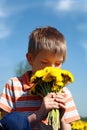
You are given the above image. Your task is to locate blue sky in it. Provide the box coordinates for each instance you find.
[0,0,87,117]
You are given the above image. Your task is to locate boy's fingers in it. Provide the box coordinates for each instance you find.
[46,92,56,98]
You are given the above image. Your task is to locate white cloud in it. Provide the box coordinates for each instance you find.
[55,0,73,11]
[0,1,10,40]
[0,0,35,40]
[0,1,40,17]
[0,23,11,39]
[0,1,7,18]
[45,0,87,13]
[0,9,6,17]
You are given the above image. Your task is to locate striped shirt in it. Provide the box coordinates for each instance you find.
[0,71,80,130]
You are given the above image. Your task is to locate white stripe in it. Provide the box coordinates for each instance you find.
[0,96,14,108]
[8,78,23,88]
[66,100,75,108]
[4,85,24,97]
[64,109,79,118]
[3,87,14,97]
[63,87,72,97]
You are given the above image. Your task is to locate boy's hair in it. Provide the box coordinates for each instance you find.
[28,26,67,62]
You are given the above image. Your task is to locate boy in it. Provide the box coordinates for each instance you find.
[0,26,80,130]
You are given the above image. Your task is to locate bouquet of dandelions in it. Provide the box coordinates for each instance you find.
[29,67,74,130]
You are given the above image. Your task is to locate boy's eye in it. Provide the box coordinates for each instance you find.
[55,63,60,66]
[55,62,62,66]
[41,61,48,64]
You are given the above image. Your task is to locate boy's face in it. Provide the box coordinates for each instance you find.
[27,50,63,74]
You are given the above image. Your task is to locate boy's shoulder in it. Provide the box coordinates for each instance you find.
[6,71,32,91]
[63,87,72,98]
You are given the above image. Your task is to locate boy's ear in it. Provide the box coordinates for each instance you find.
[26,53,32,65]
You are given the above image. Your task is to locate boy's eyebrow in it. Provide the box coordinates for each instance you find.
[41,59,63,62]
[41,59,49,62]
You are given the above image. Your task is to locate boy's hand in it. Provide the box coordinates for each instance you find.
[37,92,66,121]
[29,92,66,128]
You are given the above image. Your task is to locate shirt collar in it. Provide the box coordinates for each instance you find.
[22,71,33,91]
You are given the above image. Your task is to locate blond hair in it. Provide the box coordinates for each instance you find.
[28,26,67,62]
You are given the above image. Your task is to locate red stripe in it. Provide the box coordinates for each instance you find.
[6,84,22,91]
[64,115,80,123]
[1,93,15,103]
[65,106,76,112]
[0,103,14,112]
[66,97,73,103]
[2,93,42,102]
[16,106,40,112]
[16,95,42,101]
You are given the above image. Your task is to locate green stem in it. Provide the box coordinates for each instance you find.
[48,109,60,130]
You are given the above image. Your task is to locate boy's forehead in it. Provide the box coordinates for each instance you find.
[38,50,63,56]
[37,50,63,59]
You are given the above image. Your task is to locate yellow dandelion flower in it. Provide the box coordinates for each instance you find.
[42,74,54,82]
[62,70,74,83]
[35,69,44,78]
[51,85,58,91]
[30,70,44,83]
[29,67,74,130]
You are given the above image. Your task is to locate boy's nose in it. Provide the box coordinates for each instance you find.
[51,64,55,67]
[51,64,61,68]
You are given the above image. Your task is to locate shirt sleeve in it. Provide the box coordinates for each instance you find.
[63,87,80,123]
[0,79,15,112]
